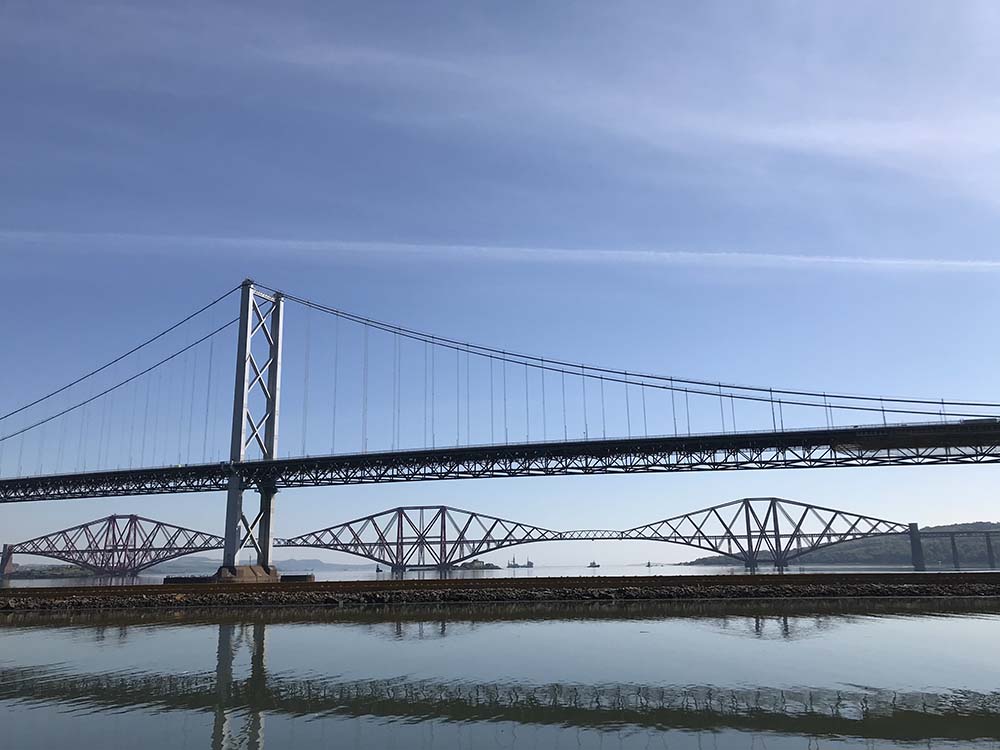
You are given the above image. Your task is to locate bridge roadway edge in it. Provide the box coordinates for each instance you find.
[3,419,1000,503]
[3,571,1000,612]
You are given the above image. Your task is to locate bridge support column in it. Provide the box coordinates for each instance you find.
[394,509,405,574]
[0,544,14,578]
[256,486,277,570]
[221,470,245,569]
[908,523,926,572]
[986,534,996,569]
[744,500,758,574]
[771,499,785,574]
[950,533,961,570]
[216,280,283,583]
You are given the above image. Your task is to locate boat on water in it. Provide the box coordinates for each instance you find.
[375,565,383,573]
[646,561,652,568]
[507,556,534,569]
[587,561,600,569]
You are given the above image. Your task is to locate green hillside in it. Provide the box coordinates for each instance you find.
[685,522,1000,567]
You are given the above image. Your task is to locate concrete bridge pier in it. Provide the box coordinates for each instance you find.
[950,533,961,570]
[908,523,926,572]
[0,545,14,578]
[986,534,996,569]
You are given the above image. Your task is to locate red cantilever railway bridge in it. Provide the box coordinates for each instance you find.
[4,498,993,576]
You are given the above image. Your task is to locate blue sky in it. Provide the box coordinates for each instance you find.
[2,2,1000,565]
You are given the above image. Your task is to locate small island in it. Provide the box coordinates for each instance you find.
[454,559,501,570]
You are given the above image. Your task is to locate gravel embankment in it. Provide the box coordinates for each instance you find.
[3,572,1000,612]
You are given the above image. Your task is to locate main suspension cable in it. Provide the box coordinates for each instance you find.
[0,319,238,443]
[265,285,1000,414]
[1,285,240,423]
[264,287,999,420]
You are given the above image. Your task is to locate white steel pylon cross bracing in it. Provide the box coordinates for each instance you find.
[222,280,284,569]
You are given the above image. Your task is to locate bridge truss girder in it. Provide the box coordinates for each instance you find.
[246,421,1000,488]
[277,506,564,571]
[1,515,225,577]
[3,421,999,506]
[625,497,909,570]
[0,499,983,577]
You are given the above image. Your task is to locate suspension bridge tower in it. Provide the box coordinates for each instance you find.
[216,279,284,582]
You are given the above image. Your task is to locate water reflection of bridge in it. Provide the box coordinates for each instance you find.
[1,609,999,746]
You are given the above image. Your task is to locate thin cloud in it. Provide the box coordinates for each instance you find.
[2,229,998,272]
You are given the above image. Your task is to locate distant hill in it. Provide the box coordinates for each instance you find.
[685,522,1000,567]
[148,557,376,574]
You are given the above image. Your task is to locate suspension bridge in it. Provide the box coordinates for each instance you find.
[2,279,999,579]
[3,498,995,576]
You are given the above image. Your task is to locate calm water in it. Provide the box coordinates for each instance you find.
[1,599,998,748]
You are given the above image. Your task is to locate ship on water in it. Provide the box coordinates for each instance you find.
[507,556,534,569]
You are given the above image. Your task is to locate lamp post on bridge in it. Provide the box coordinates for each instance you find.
[217,279,284,582]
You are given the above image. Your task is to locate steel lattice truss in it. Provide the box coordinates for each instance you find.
[626,497,909,568]
[2,421,1000,505]
[0,499,930,575]
[277,506,572,570]
[1,515,225,576]
[244,421,1000,489]
[278,499,912,570]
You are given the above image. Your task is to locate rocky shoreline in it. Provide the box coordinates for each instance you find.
[3,572,1000,612]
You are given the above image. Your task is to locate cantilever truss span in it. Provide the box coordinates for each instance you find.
[625,497,909,570]
[278,506,569,571]
[0,515,225,577]
[1,499,922,576]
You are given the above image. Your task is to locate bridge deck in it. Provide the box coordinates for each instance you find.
[2,420,999,504]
